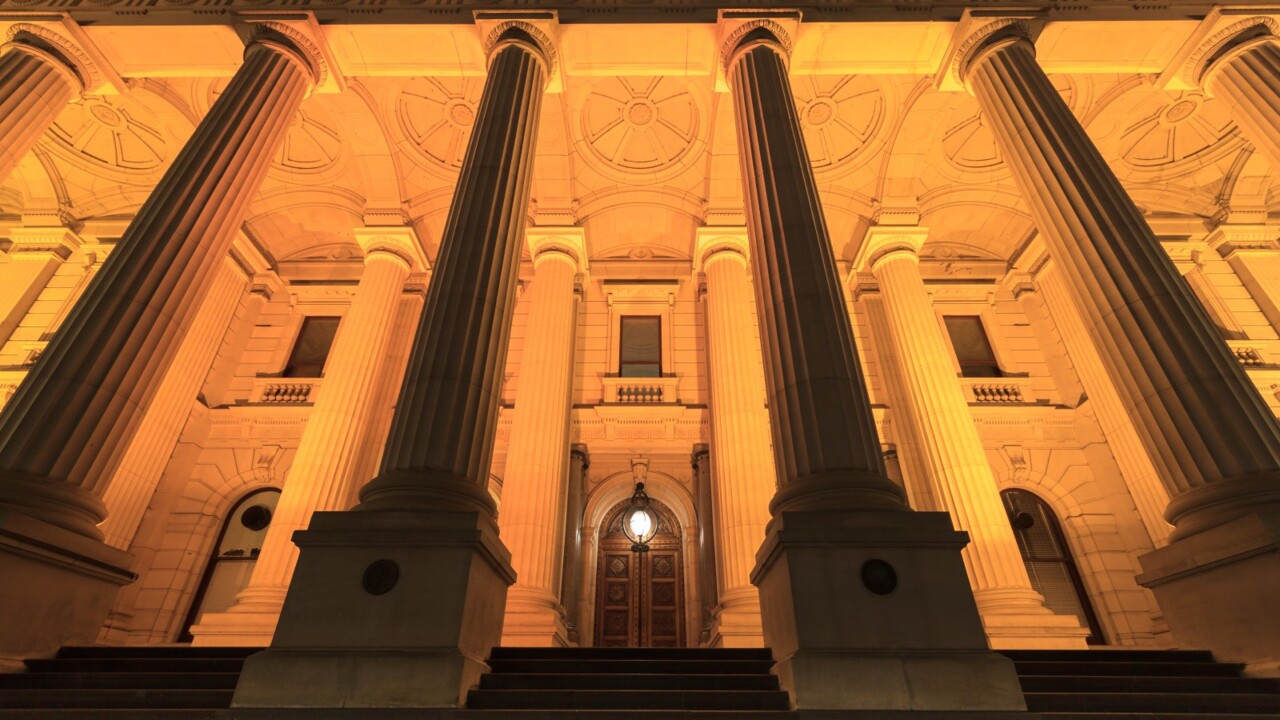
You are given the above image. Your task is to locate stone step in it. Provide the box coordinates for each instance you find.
[0,688,235,710]
[1019,675,1280,695]
[1001,649,1218,664]
[1013,661,1247,677]
[0,711,221,720]
[478,672,780,691]
[1038,714,1280,720]
[485,658,775,675]
[466,688,792,711]
[0,672,241,690]
[24,658,248,674]
[55,647,259,660]
[1024,692,1280,714]
[489,647,773,662]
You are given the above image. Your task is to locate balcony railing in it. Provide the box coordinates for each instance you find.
[601,374,680,405]
[249,378,320,405]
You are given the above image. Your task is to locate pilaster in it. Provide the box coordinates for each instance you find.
[0,227,81,348]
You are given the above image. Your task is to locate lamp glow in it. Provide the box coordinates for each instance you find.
[621,482,658,552]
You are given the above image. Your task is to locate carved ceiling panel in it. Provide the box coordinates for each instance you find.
[1118,91,1242,174]
[396,76,482,172]
[272,107,344,174]
[46,96,168,175]
[576,76,705,181]
[795,74,885,175]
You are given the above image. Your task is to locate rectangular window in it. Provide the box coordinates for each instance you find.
[283,316,341,378]
[943,315,1003,378]
[619,316,661,378]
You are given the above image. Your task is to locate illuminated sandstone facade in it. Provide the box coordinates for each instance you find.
[1,2,1279,705]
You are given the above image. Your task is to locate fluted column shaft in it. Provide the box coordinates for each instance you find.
[500,249,580,645]
[871,246,1047,610]
[965,35,1280,539]
[358,33,547,520]
[99,256,246,549]
[727,32,905,514]
[1203,34,1280,171]
[0,40,80,183]
[240,249,411,608]
[701,246,774,644]
[0,36,314,540]
[1034,263,1173,546]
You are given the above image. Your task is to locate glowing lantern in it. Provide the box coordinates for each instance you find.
[621,482,658,552]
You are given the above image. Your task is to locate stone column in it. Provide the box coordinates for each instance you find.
[560,445,589,644]
[98,255,246,550]
[961,24,1280,673]
[0,30,82,183]
[861,226,1087,648]
[500,228,584,647]
[0,30,316,666]
[0,228,81,348]
[1197,21,1280,171]
[190,229,422,646]
[690,446,718,645]
[233,24,551,709]
[725,21,1024,711]
[695,228,774,648]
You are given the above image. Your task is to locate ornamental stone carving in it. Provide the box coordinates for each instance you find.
[1118,91,1242,173]
[580,76,701,177]
[396,77,482,172]
[46,96,168,174]
[794,75,886,174]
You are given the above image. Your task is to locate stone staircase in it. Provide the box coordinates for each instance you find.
[0,645,1277,718]
[1005,648,1280,720]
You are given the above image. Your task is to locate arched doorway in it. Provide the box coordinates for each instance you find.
[179,488,280,641]
[1002,488,1106,644]
[594,496,685,647]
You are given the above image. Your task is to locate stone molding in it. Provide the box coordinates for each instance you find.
[353,225,429,271]
[525,226,586,273]
[1190,15,1279,85]
[693,226,749,272]
[3,23,97,92]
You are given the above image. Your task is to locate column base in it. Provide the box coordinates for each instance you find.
[189,611,278,647]
[752,509,1027,712]
[981,613,1091,649]
[710,601,765,648]
[1137,510,1280,677]
[0,510,134,666]
[500,599,569,647]
[231,508,515,709]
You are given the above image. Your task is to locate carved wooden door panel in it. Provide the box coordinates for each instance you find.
[594,498,685,647]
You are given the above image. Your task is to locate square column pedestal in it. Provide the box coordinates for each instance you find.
[231,509,514,709]
[0,513,135,671]
[752,510,1028,712]
[1137,511,1280,677]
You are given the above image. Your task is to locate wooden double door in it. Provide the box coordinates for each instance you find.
[594,498,684,647]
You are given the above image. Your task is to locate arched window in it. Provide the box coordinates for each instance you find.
[1001,489,1106,644]
[179,488,280,641]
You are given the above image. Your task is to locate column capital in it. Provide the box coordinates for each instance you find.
[354,226,429,272]
[718,13,798,78]
[2,24,97,93]
[526,226,587,273]
[4,227,82,261]
[854,225,930,273]
[1187,15,1279,89]
[570,444,591,468]
[694,226,749,273]
[243,19,334,92]
[940,15,1038,93]
[478,15,559,91]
